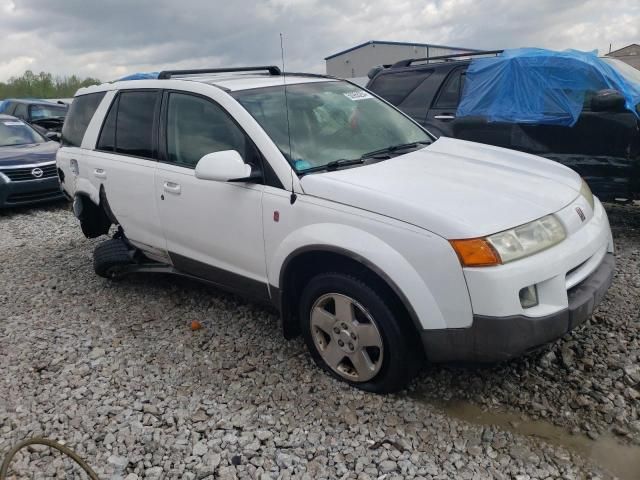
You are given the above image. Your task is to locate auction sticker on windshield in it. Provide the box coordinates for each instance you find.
[343,91,373,101]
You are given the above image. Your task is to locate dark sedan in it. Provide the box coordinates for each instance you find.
[0,114,64,208]
[0,98,68,138]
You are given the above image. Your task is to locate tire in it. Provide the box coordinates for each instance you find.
[93,239,132,279]
[299,272,420,393]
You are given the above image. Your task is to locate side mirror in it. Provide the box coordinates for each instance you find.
[367,66,384,80]
[45,131,61,142]
[195,150,256,182]
[591,89,626,112]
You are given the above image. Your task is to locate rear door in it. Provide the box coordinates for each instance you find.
[87,89,168,261]
[425,67,466,137]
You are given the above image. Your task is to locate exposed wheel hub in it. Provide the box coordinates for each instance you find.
[334,323,358,352]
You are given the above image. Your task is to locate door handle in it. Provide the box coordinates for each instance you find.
[163,181,181,194]
[434,115,456,120]
[93,168,107,179]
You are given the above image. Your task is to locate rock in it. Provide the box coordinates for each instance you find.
[107,455,129,471]
[540,350,557,368]
[192,441,207,456]
[145,466,163,480]
[379,460,397,473]
[623,365,640,385]
[276,452,293,469]
[561,345,575,368]
[143,404,161,415]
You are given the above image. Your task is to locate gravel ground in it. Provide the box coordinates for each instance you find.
[1,201,639,479]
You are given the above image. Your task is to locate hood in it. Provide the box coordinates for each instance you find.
[300,137,582,238]
[0,141,58,167]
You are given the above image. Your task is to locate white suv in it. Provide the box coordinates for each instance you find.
[57,66,615,392]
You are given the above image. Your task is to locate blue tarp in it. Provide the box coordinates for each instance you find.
[457,48,640,127]
[117,72,159,81]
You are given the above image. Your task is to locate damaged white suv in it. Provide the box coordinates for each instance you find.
[57,66,615,392]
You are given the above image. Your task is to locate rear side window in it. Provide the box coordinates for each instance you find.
[368,69,433,105]
[97,90,159,159]
[61,92,106,147]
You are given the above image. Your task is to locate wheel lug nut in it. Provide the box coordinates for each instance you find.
[348,343,354,350]
[338,340,344,347]
[341,323,347,329]
[350,333,356,340]
[333,327,340,334]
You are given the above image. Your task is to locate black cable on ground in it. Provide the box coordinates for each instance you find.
[0,437,100,480]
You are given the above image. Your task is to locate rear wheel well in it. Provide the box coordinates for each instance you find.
[279,250,421,350]
[74,192,112,238]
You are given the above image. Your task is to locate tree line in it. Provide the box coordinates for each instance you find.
[0,70,101,99]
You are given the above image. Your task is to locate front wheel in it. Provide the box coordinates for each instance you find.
[299,272,420,393]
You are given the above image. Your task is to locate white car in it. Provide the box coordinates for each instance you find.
[56,66,615,392]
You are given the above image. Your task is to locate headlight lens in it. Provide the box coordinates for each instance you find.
[580,178,594,210]
[486,215,566,263]
[451,215,567,266]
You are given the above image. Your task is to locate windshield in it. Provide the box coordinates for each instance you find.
[602,58,640,86]
[30,104,67,120]
[0,119,45,146]
[232,80,432,173]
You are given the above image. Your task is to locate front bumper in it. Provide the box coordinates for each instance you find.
[422,252,615,362]
[0,175,65,208]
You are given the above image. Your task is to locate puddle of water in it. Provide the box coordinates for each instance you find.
[422,398,640,480]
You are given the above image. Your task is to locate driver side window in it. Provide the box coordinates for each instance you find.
[165,93,250,169]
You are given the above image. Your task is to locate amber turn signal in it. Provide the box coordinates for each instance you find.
[450,238,502,267]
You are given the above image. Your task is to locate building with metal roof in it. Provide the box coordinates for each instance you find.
[605,43,640,70]
[325,40,481,78]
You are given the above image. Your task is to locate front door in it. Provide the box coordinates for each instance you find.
[155,91,268,299]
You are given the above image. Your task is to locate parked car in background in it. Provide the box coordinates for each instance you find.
[0,98,68,138]
[57,66,614,392]
[0,114,63,208]
[367,49,640,201]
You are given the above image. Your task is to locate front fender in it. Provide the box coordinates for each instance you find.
[270,223,449,329]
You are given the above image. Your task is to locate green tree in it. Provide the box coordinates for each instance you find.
[0,70,101,99]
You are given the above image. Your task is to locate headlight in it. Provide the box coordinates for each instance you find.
[580,178,594,210]
[451,215,566,266]
[487,215,566,263]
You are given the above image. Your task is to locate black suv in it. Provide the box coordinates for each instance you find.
[0,99,68,138]
[367,53,640,201]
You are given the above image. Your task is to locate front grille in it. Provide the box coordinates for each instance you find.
[0,164,57,182]
[6,188,62,204]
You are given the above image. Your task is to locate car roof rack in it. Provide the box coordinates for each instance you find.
[158,66,281,79]
[391,50,504,68]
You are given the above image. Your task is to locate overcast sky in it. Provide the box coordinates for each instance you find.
[0,0,637,82]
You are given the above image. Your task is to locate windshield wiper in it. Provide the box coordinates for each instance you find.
[360,141,431,159]
[297,140,432,175]
[299,158,365,175]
